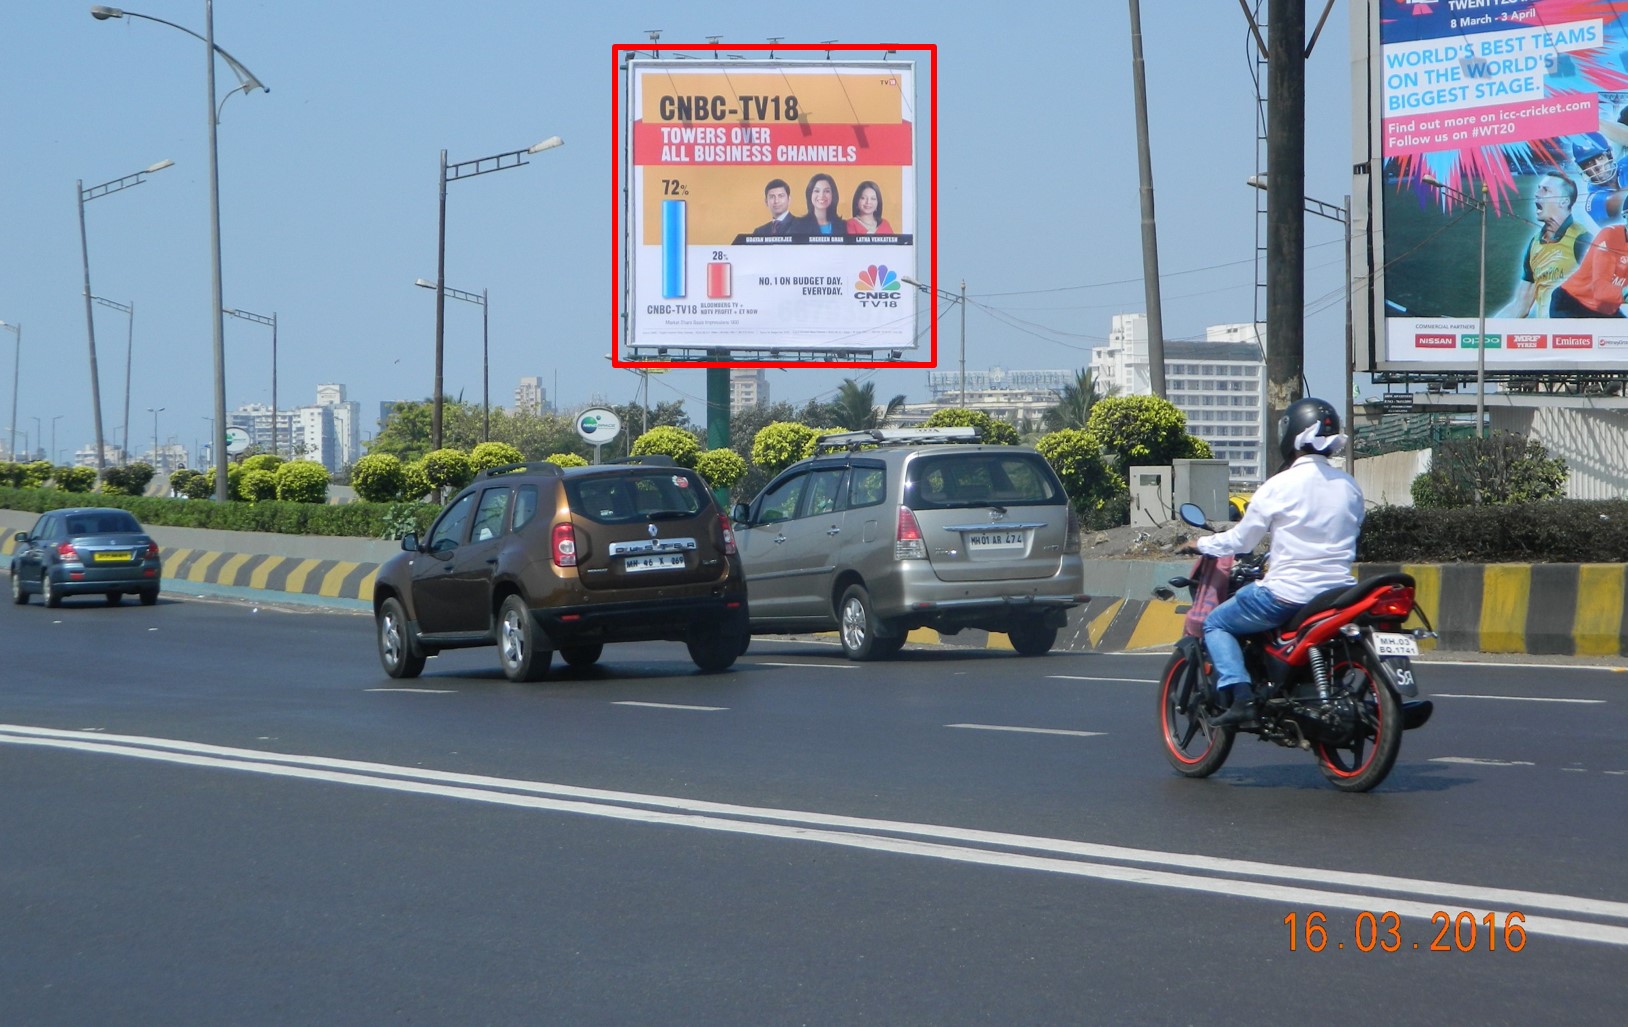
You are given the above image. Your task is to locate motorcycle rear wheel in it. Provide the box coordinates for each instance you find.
[1158,650,1234,777]
[1316,653,1403,792]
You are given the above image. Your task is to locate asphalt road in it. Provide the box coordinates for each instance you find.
[2,589,1625,1024]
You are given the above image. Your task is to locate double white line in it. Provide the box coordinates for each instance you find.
[5,722,1626,947]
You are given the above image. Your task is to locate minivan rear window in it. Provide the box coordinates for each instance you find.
[905,453,1062,510]
[568,471,707,524]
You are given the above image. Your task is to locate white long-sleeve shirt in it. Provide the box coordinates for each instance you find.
[1194,454,1365,604]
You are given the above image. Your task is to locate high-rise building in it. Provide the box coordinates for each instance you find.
[729,369,769,410]
[1091,314,1268,484]
[515,376,548,415]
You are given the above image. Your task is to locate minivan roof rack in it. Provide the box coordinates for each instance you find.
[814,426,979,452]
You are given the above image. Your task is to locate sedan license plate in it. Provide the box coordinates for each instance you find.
[92,551,134,564]
[623,552,685,573]
[1372,631,1420,657]
[966,530,1026,550]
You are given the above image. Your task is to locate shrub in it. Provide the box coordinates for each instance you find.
[179,470,216,500]
[52,465,97,493]
[20,461,51,489]
[750,422,821,474]
[469,441,526,473]
[1035,429,1126,527]
[1085,395,1212,478]
[694,448,747,491]
[351,453,407,503]
[241,469,278,503]
[923,408,1021,445]
[274,461,330,504]
[102,462,157,497]
[420,448,473,493]
[631,425,703,467]
[1410,432,1568,509]
[167,467,204,498]
[402,461,432,502]
[544,452,589,468]
[240,453,285,476]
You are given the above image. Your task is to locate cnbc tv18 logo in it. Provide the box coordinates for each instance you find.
[853,264,901,308]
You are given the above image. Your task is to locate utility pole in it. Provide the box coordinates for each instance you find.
[1265,0,1307,445]
[1128,0,1167,398]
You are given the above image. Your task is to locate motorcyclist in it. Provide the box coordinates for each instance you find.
[1187,398,1365,726]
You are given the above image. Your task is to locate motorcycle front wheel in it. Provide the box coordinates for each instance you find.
[1158,649,1234,778]
[1316,652,1403,792]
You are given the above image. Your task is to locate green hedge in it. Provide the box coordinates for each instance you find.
[0,486,438,540]
[1357,499,1628,563]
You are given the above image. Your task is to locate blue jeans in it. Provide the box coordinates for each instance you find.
[1202,582,1301,693]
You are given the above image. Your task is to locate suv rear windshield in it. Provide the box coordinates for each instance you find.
[566,470,708,525]
[905,452,1063,511]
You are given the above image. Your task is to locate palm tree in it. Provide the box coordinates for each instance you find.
[831,378,906,430]
[1042,367,1118,432]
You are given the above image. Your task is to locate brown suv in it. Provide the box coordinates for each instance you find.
[372,458,748,681]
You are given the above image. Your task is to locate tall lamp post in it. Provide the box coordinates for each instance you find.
[415,279,488,441]
[0,320,18,462]
[1248,176,1353,452]
[1422,176,1489,442]
[78,160,172,482]
[91,297,135,462]
[92,3,269,502]
[147,406,165,472]
[900,277,968,407]
[432,135,563,450]
[223,307,278,456]
[51,415,65,465]
[30,417,41,462]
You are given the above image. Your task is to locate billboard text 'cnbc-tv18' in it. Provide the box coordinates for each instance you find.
[618,51,931,364]
[1369,1,1628,373]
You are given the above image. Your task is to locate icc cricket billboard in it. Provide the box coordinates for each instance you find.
[620,56,922,358]
[1362,0,1628,372]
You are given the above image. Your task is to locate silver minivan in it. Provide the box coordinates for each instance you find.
[730,427,1089,659]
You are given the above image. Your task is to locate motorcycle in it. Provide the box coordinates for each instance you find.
[1152,503,1435,793]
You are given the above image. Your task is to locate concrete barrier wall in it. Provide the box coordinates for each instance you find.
[4,509,1621,655]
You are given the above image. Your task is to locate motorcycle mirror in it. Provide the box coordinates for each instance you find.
[1178,503,1208,529]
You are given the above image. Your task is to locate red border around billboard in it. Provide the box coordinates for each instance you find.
[611,43,938,371]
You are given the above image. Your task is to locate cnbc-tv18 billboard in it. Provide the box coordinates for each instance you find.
[618,52,928,364]
[1365,0,1628,372]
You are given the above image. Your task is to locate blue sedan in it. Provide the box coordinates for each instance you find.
[10,507,162,607]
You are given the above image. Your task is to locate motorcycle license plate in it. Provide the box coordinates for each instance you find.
[1372,632,1419,658]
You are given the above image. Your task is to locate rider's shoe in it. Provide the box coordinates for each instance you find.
[1210,685,1255,727]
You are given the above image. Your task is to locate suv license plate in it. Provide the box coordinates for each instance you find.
[966,531,1025,550]
[623,553,685,573]
[1372,632,1420,657]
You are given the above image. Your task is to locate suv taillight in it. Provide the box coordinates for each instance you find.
[719,513,737,555]
[895,506,926,560]
[1064,505,1081,554]
[551,522,578,567]
[56,542,79,562]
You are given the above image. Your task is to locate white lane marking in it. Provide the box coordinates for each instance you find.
[1432,694,1605,704]
[2,724,1626,945]
[1047,675,1156,684]
[947,724,1106,738]
[1420,660,1628,673]
[747,662,860,670]
[366,688,457,694]
[1431,757,1537,767]
[612,701,728,711]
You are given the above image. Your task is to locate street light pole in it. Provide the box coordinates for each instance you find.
[78,161,171,483]
[223,307,277,456]
[959,279,967,407]
[92,3,268,502]
[432,135,563,451]
[51,415,64,466]
[92,298,135,462]
[0,321,18,462]
[148,406,164,472]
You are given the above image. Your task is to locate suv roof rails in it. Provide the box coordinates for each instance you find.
[480,461,564,479]
[814,426,979,453]
[607,454,678,466]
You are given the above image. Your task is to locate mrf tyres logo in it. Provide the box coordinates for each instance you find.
[853,264,901,308]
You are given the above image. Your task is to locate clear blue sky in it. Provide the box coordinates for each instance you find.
[0,1,1354,464]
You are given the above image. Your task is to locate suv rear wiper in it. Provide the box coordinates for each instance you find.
[643,510,696,521]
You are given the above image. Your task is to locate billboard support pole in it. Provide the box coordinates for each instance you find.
[1266,0,1307,455]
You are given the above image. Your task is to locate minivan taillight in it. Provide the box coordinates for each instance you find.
[719,513,737,555]
[551,522,578,567]
[56,542,79,562]
[1064,505,1081,554]
[895,506,926,560]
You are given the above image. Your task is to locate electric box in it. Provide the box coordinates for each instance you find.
[1128,465,1172,527]
[1173,459,1232,523]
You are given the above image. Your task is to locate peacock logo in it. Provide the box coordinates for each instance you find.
[853,264,901,307]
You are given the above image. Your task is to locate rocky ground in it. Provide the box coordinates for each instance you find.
[1082,520,1205,560]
